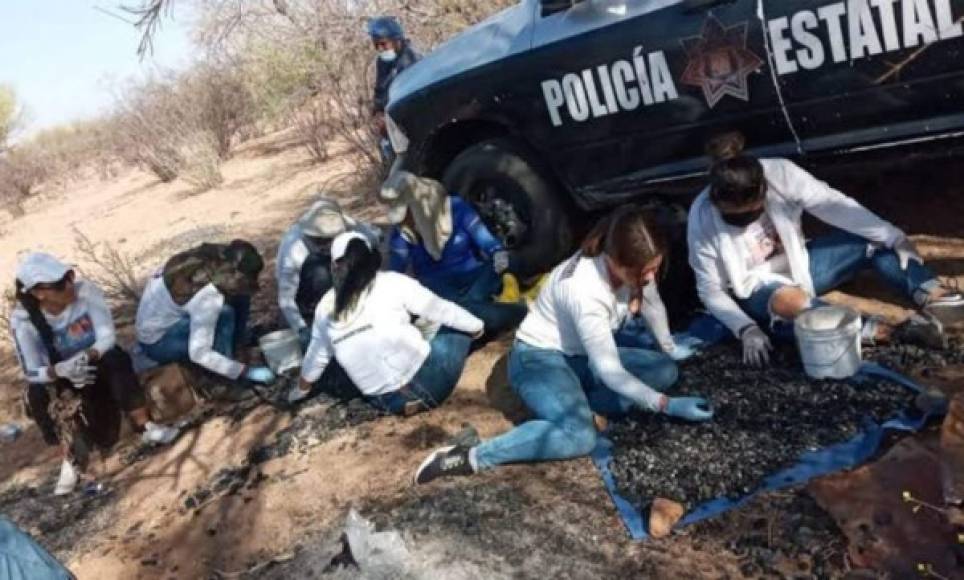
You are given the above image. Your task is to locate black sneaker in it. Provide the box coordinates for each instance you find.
[893,312,947,350]
[413,445,474,485]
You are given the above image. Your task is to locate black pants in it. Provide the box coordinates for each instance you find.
[26,347,147,449]
[295,253,334,326]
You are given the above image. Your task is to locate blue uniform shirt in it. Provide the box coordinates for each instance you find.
[389,196,503,284]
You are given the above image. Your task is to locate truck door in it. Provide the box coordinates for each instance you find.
[763,0,964,154]
[527,0,799,204]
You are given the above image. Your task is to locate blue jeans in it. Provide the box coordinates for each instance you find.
[141,296,251,366]
[424,266,527,339]
[738,231,938,339]
[472,341,678,470]
[367,328,472,415]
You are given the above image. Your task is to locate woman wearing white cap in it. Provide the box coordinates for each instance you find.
[286,232,484,415]
[11,253,179,496]
[276,199,380,348]
[379,171,526,342]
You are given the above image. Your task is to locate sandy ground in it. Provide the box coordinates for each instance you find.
[0,130,961,579]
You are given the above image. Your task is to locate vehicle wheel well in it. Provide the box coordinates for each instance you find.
[420,120,512,178]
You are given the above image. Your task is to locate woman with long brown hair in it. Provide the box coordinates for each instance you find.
[414,205,713,485]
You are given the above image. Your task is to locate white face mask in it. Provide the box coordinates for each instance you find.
[379,49,398,62]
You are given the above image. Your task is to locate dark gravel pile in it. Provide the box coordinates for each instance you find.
[609,344,917,511]
[865,337,964,377]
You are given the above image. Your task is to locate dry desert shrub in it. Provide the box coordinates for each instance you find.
[0,144,51,217]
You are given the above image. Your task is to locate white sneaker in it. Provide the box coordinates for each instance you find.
[54,460,78,496]
[142,422,179,446]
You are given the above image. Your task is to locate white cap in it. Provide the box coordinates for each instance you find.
[16,253,71,291]
[330,232,371,263]
[301,207,348,238]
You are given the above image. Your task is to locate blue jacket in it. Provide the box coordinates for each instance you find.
[389,196,503,282]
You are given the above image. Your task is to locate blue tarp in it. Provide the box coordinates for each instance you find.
[0,517,73,580]
[594,316,936,541]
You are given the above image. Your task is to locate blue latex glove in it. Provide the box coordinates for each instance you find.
[668,343,698,361]
[244,366,277,385]
[675,334,705,350]
[664,397,713,422]
[297,327,312,350]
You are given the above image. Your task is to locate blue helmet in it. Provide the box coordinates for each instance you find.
[367,16,404,40]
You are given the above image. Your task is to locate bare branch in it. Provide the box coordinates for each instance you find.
[121,0,175,58]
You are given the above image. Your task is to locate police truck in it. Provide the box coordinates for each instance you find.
[385,0,964,278]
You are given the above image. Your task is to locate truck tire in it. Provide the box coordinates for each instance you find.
[442,138,574,279]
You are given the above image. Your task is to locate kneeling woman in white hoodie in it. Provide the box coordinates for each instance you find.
[286,232,484,415]
[688,134,962,367]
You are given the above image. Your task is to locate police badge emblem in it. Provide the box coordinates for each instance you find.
[680,15,764,108]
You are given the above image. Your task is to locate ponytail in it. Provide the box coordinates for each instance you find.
[705,131,765,208]
[332,239,382,320]
[15,280,62,364]
[580,205,666,271]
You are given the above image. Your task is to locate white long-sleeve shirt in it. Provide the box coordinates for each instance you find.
[276,221,381,332]
[301,272,483,396]
[688,158,905,336]
[516,253,672,412]
[11,281,116,384]
[135,274,244,379]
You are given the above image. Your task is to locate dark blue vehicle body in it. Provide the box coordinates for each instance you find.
[387,0,964,209]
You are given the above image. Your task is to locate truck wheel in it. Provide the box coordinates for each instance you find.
[442,138,574,278]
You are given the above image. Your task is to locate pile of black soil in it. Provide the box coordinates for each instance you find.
[0,482,116,558]
[247,396,382,465]
[181,464,268,513]
[689,490,847,578]
[865,337,964,377]
[609,344,916,511]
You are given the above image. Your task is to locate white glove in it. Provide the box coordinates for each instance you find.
[740,325,772,368]
[53,353,97,388]
[892,236,923,271]
[492,250,510,274]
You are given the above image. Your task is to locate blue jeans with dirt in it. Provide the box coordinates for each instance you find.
[367,328,473,415]
[141,296,251,366]
[423,266,527,340]
[738,230,939,340]
[472,340,678,470]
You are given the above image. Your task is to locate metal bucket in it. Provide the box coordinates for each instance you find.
[794,306,862,380]
[258,329,304,374]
